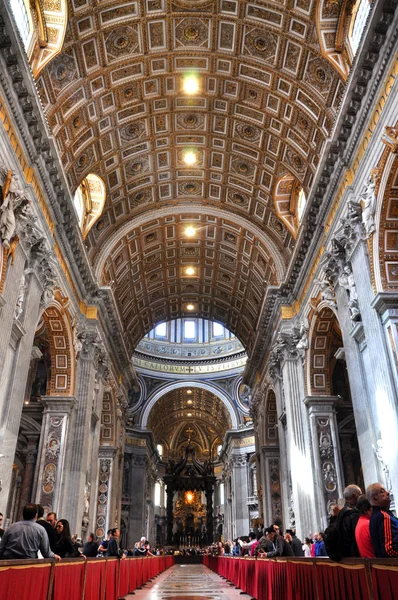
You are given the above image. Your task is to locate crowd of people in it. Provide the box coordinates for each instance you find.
[0,504,154,561]
[0,482,396,562]
[208,482,398,561]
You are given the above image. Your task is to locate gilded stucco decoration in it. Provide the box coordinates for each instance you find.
[35,0,345,351]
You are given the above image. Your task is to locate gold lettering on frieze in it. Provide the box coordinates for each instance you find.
[125,436,147,447]
[133,356,247,373]
[233,436,255,447]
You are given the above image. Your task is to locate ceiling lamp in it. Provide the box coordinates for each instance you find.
[183,150,197,166]
[185,267,195,275]
[186,304,195,311]
[183,74,199,95]
[185,226,196,237]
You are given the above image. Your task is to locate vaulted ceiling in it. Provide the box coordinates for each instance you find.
[36,0,345,353]
[147,387,231,459]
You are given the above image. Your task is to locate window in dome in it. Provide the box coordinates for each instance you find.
[155,323,167,337]
[157,444,163,457]
[297,188,307,221]
[219,482,225,505]
[213,322,224,337]
[184,320,196,340]
[11,0,31,46]
[350,0,371,54]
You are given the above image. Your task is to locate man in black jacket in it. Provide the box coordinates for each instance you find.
[263,526,294,558]
[339,484,362,558]
[287,529,304,556]
[36,504,57,552]
[106,528,124,558]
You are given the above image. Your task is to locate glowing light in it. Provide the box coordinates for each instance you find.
[186,304,195,311]
[185,267,195,275]
[186,390,193,394]
[183,150,197,166]
[185,491,194,503]
[185,226,196,237]
[183,74,199,95]
[187,412,192,417]
[187,399,193,404]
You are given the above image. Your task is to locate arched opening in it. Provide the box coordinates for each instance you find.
[74,174,106,239]
[273,174,308,237]
[308,307,363,490]
[10,0,68,76]
[349,0,372,55]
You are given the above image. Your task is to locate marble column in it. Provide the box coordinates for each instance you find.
[370,293,398,501]
[280,348,319,537]
[166,481,174,545]
[336,240,398,495]
[230,454,249,537]
[62,331,104,533]
[17,433,39,518]
[93,447,117,540]
[35,396,76,514]
[261,447,282,528]
[126,453,148,547]
[0,268,43,512]
[304,396,345,530]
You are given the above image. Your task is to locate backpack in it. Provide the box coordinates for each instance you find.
[324,507,353,562]
[324,519,343,562]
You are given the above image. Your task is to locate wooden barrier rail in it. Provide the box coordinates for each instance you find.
[203,555,398,600]
[0,555,174,600]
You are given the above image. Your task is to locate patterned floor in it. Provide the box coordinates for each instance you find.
[126,564,252,600]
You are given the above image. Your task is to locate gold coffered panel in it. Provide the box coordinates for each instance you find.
[36,0,345,351]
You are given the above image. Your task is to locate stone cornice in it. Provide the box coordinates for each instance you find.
[245,0,398,386]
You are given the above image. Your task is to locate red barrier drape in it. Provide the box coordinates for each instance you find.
[371,564,398,600]
[315,562,370,600]
[85,560,106,600]
[52,561,85,600]
[104,559,118,600]
[118,558,130,598]
[0,562,52,600]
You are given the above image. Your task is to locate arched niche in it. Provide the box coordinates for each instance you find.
[307,306,342,396]
[374,152,398,292]
[40,299,75,396]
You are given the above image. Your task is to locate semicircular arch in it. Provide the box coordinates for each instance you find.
[141,380,239,430]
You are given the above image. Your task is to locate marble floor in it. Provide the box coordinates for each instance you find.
[126,564,253,600]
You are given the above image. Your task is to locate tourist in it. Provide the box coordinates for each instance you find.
[355,495,375,558]
[83,532,99,557]
[368,483,398,557]
[36,504,57,552]
[0,503,60,560]
[0,512,4,540]
[46,512,57,529]
[315,532,328,557]
[262,526,294,557]
[106,528,125,558]
[288,529,305,556]
[98,529,112,554]
[55,519,84,558]
[338,484,362,558]
[302,537,312,557]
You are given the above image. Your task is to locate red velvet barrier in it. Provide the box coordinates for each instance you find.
[315,561,370,600]
[118,558,130,598]
[52,560,85,600]
[0,561,52,600]
[105,559,118,600]
[371,564,398,600]
[85,559,106,600]
[205,556,398,600]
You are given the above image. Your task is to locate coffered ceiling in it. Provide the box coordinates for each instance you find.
[36,0,345,352]
[147,387,231,458]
